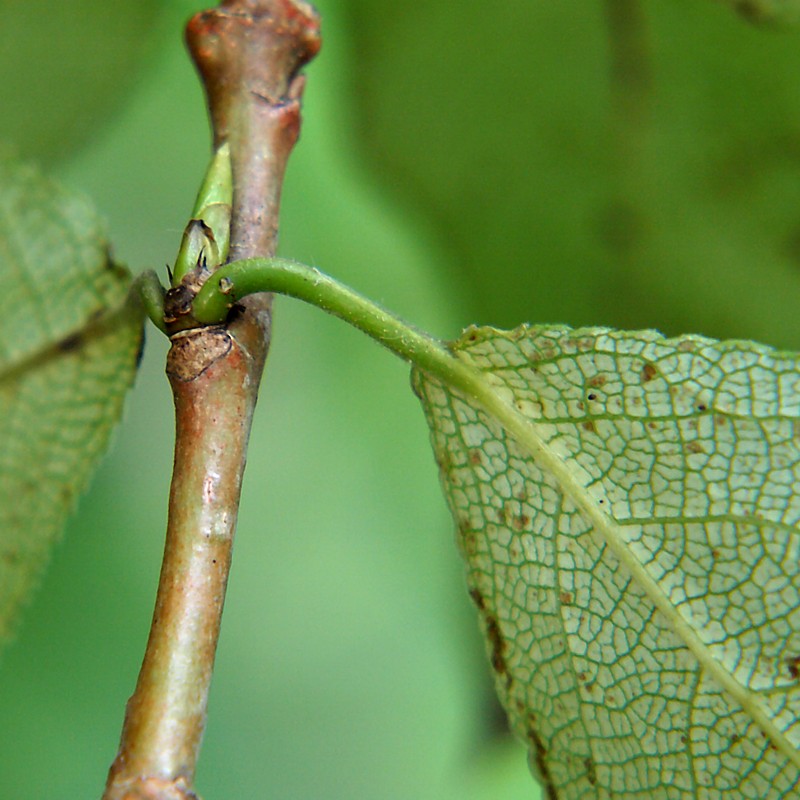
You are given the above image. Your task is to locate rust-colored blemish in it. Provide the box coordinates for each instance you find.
[468,587,486,611]
[57,332,83,353]
[468,589,510,685]
[513,514,530,531]
[685,441,704,454]
[485,615,509,680]
[468,449,483,466]
[641,362,657,382]
[588,374,606,388]
[559,591,573,605]
[434,450,451,472]
[581,421,596,433]
[585,757,597,786]
[787,655,800,680]
[527,723,559,800]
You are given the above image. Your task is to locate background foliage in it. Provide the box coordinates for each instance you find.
[1,1,799,797]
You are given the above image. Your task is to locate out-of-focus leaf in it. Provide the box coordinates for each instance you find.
[0,154,143,647]
[717,0,800,25]
[0,2,161,165]
[414,324,800,798]
[343,2,800,346]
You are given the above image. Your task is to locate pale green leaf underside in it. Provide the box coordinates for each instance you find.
[413,325,800,799]
[0,156,142,646]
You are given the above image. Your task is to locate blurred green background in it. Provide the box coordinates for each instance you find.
[1,1,800,797]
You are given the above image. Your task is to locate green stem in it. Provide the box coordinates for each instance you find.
[192,258,482,396]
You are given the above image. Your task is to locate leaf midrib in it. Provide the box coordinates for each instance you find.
[0,298,136,388]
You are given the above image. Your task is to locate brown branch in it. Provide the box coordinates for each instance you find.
[102,3,320,799]
[186,0,321,263]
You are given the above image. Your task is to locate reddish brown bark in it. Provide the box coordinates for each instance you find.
[103,3,320,798]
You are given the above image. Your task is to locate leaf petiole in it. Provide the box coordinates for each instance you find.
[192,257,483,394]
[130,269,168,334]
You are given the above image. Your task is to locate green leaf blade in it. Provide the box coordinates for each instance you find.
[0,156,142,647]
[413,325,800,798]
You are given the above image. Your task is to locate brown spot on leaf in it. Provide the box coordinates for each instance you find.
[57,332,83,353]
[559,591,573,605]
[787,655,800,680]
[468,449,483,466]
[685,441,704,454]
[581,421,596,433]
[434,450,451,472]
[641,363,657,382]
[526,725,559,800]
[485,615,509,682]
[588,375,606,388]
[585,757,597,786]
[468,589,510,686]
[468,587,486,611]
[512,514,530,531]
[463,533,478,556]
